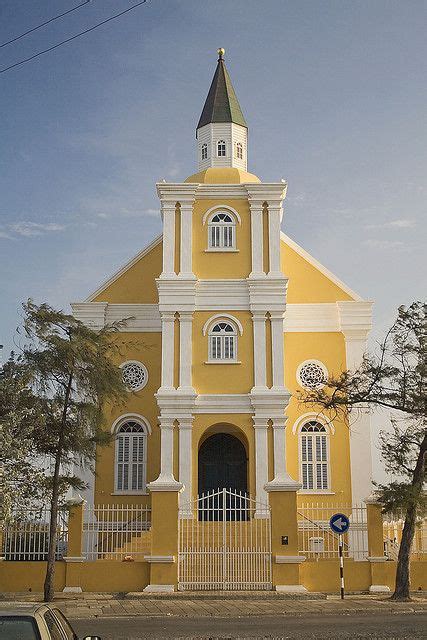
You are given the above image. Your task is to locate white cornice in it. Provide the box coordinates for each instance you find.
[72,299,372,335]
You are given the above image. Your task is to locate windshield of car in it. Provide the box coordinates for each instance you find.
[0,616,40,640]
[52,609,78,640]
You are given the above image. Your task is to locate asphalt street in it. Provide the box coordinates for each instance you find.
[71,611,427,639]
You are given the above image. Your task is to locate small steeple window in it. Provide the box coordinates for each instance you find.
[201,143,208,160]
[235,142,243,160]
[208,211,235,249]
[217,140,226,157]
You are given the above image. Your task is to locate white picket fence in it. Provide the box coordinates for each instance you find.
[298,503,368,560]
[2,508,68,561]
[83,504,151,560]
[383,513,427,561]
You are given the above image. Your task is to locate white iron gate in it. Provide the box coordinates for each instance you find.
[178,489,271,591]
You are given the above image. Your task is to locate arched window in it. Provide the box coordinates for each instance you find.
[217,140,226,157]
[115,420,147,493]
[201,143,208,160]
[209,321,238,361]
[235,142,243,159]
[208,211,236,249]
[300,421,329,491]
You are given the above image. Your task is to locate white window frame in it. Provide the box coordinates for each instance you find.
[296,359,328,390]
[207,210,237,251]
[217,139,226,157]
[203,314,243,364]
[201,143,208,160]
[113,416,151,495]
[235,142,243,159]
[298,420,331,493]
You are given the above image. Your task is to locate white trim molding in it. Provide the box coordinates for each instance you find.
[202,313,244,336]
[111,413,152,435]
[291,413,335,436]
[202,204,242,226]
[281,232,363,301]
[275,556,306,564]
[143,555,175,563]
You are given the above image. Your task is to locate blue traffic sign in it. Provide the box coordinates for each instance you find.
[329,513,350,534]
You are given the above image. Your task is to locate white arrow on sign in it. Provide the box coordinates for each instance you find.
[334,517,346,530]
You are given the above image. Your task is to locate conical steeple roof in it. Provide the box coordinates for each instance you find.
[197,49,247,130]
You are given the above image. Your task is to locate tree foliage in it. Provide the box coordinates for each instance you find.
[1,300,129,601]
[298,301,426,600]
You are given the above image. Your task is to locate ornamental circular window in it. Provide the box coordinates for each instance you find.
[296,360,328,390]
[120,361,148,392]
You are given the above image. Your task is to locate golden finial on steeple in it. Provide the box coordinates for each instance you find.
[217,47,225,60]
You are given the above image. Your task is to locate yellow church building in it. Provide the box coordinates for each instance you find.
[71,49,380,593]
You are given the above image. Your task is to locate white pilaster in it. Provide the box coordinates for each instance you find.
[249,200,264,278]
[265,419,301,491]
[270,311,285,389]
[148,418,182,490]
[179,201,195,278]
[337,301,374,505]
[267,201,283,277]
[160,202,176,278]
[160,312,175,391]
[178,312,194,393]
[178,418,193,516]
[253,418,269,513]
[252,312,267,390]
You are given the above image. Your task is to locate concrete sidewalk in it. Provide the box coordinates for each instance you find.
[1,592,426,619]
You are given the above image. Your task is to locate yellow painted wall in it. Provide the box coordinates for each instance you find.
[94,332,161,505]
[281,241,354,303]
[192,199,252,279]
[285,332,352,504]
[92,239,162,304]
[2,560,425,593]
[192,310,253,394]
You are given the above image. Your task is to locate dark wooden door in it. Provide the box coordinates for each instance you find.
[198,433,247,494]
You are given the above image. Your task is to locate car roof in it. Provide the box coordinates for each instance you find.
[0,602,51,616]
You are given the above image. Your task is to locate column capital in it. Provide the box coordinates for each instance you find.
[269,310,285,321]
[161,311,176,322]
[158,417,175,430]
[252,311,267,321]
[179,311,194,322]
[252,417,269,429]
[271,420,289,430]
[177,417,193,430]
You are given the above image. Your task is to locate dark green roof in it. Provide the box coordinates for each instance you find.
[197,56,247,130]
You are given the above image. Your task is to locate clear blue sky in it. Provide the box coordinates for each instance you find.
[1,0,426,360]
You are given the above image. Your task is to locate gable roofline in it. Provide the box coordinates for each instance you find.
[82,230,363,304]
[280,231,364,302]
[84,233,163,302]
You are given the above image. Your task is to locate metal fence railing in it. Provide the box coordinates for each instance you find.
[298,503,368,560]
[383,514,427,561]
[3,508,68,561]
[83,504,151,560]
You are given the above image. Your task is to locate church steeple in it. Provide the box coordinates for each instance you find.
[197,48,247,130]
[196,49,248,172]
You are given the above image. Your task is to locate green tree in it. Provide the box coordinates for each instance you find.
[7,300,128,601]
[0,358,48,523]
[298,302,426,600]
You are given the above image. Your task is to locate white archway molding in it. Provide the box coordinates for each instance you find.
[202,204,242,226]
[202,313,244,336]
[291,412,335,436]
[111,413,152,435]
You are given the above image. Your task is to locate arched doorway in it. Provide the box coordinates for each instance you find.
[198,433,247,495]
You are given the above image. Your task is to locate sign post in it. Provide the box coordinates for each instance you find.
[329,513,350,600]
